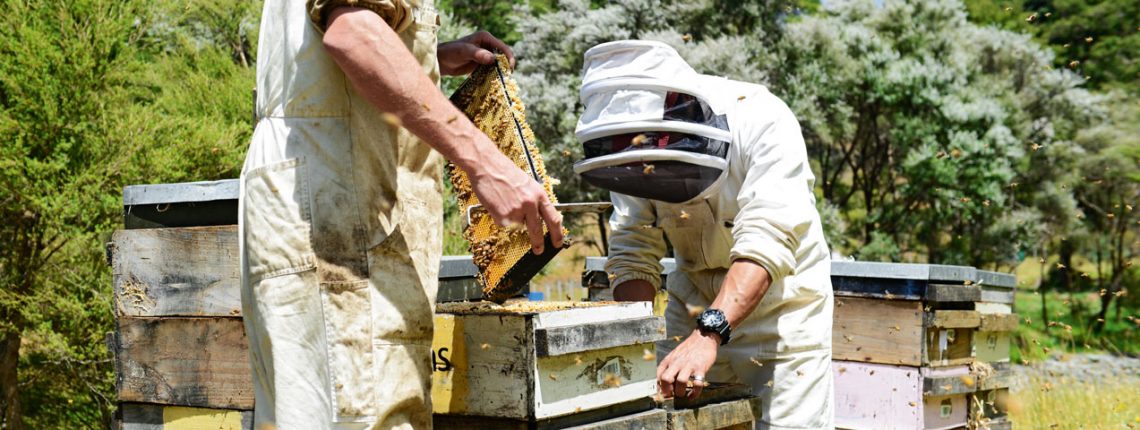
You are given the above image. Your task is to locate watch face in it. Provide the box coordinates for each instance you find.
[700,310,726,327]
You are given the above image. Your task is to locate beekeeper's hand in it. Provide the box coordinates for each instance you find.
[438,31,516,76]
[657,330,717,399]
[469,157,564,254]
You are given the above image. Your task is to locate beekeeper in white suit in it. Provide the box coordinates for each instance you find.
[240,1,562,429]
[574,40,834,429]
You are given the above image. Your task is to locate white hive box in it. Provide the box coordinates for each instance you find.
[430,300,664,423]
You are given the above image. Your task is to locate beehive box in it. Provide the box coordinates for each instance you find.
[832,262,1005,367]
[969,362,1016,430]
[430,300,665,423]
[110,181,530,428]
[663,383,763,430]
[831,261,1018,429]
[833,361,973,430]
[973,270,1018,363]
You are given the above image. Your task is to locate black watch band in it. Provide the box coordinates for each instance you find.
[696,308,731,345]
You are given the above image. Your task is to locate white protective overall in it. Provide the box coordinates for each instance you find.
[239,1,443,429]
[579,41,835,430]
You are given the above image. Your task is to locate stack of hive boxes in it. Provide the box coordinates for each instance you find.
[583,258,1018,430]
[830,262,1017,430]
[109,181,676,429]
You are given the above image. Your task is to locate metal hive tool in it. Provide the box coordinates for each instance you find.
[447,54,569,303]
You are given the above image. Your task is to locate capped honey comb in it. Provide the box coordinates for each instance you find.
[447,55,568,303]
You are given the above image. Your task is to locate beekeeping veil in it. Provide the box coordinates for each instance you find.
[573,40,731,204]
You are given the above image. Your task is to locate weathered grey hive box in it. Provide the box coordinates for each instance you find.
[663,383,763,430]
[430,301,664,424]
[111,181,517,429]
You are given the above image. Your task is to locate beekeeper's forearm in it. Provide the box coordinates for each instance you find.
[613,279,656,302]
[710,259,770,329]
[323,7,492,173]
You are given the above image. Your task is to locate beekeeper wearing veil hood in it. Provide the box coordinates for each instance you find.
[574,40,834,429]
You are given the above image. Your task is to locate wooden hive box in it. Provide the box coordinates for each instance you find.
[969,362,1016,430]
[833,295,980,367]
[430,300,665,425]
[833,361,974,430]
[832,262,997,367]
[973,270,1018,364]
[111,181,511,429]
[663,384,763,430]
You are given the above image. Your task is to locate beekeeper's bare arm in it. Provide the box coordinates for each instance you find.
[316,4,562,253]
[607,193,666,302]
[716,90,816,330]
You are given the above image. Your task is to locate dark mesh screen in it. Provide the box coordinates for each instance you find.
[580,161,723,203]
[582,133,730,159]
[663,92,729,132]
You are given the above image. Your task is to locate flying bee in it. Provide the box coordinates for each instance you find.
[687,305,705,318]
[643,164,656,175]
[381,112,402,127]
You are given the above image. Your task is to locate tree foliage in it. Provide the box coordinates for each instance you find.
[0,0,257,427]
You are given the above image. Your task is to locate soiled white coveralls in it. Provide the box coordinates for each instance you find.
[604,76,835,430]
[239,0,443,428]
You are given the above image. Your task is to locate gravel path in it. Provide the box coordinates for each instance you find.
[1011,353,1140,390]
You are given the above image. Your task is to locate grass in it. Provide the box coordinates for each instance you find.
[1010,374,1140,429]
[1010,254,1140,362]
[1011,289,1139,362]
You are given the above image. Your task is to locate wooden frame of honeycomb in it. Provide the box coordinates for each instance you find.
[447,55,569,303]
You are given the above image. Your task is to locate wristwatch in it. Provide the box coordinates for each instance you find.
[696,308,731,345]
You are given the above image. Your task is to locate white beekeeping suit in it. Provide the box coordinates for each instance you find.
[574,40,834,430]
[240,0,443,428]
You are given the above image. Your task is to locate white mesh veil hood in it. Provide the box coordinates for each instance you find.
[573,40,732,204]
